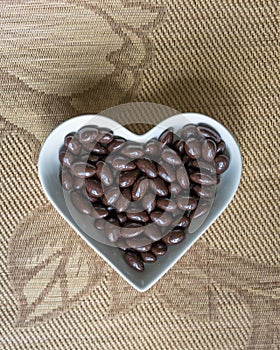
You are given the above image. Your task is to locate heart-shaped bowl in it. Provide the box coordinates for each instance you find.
[38,113,242,292]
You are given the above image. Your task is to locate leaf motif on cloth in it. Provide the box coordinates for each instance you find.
[0,0,120,96]
[107,272,151,317]
[0,116,46,228]
[0,72,76,142]
[156,269,220,322]
[106,246,220,322]
[0,0,164,97]
[8,205,107,327]
[186,240,280,348]
[70,0,165,112]
[188,241,280,298]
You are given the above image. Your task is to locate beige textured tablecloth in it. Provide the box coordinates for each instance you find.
[0,1,279,349]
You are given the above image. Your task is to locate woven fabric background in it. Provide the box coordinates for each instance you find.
[0,0,279,349]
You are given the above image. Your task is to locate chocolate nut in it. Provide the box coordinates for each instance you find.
[71,162,96,178]
[124,251,144,271]
[162,229,185,245]
[201,139,217,162]
[197,125,221,143]
[70,191,92,215]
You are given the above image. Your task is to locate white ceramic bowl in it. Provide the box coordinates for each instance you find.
[38,113,242,292]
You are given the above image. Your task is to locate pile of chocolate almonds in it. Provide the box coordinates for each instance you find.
[59,124,229,271]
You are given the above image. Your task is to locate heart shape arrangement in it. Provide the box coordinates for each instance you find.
[38,113,242,291]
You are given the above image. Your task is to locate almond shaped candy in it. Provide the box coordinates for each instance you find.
[151,241,167,256]
[176,166,190,189]
[132,176,150,201]
[161,148,182,166]
[64,134,81,155]
[136,159,157,178]
[70,191,92,215]
[140,251,157,263]
[87,153,99,163]
[190,160,216,174]
[158,127,174,146]
[104,221,121,243]
[216,140,226,154]
[107,137,126,152]
[73,176,84,190]
[102,186,120,206]
[121,222,145,239]
[98,128,114,144]
[112,155,136,171]
[215,154,230,175]
[124,251,144,271]
[197,125,221,143]
[157,162,176,183]
[150,211,173,227]
[121,142,145,159]
[96,161,113,186]
[184,138,201,159]
[117,213,127,224]
[71,162,96,178]
[90,142,108,155]
[85,178,103,197]
[64,132,75,147]
[145,139,161,157]
[126,211,149,223]
[150,177,168,197]
[126,236,152,252]
[193,185,216,199]
[141,192,156,214]
[181,124,198,140]
[176,216,190,228]
[157,198,177,212]
[190,172,218,185]
[91,203,109,218]
[190,201,211,220]
[201,139,217,162]
[172,139,186,154]
[168,183,182,195]
[114,188,131,213]
[144,224,162,241]
[78,126,99,144]
[162,229,185,245]
[177,195,197,211]
[59,150,74,168]
[119,170,139,188]
[61,171,73,191]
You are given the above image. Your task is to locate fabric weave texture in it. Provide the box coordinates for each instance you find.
[0,0,279,349]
